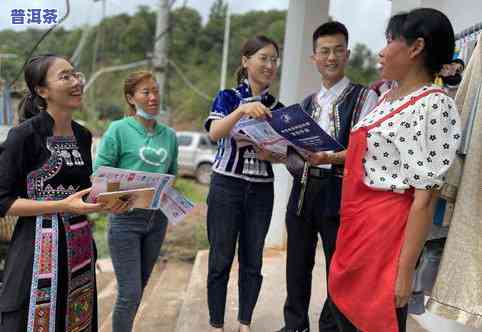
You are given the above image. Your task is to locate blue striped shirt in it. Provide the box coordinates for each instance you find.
[204,81,284,182]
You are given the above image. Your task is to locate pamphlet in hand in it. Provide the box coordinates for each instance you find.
[88,166,195,224]
[88,166,174,209]
[159,186,195,225]
[232,103,343,157]
[96,188,156,210]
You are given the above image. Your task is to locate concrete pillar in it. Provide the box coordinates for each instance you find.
[265,0,330,248]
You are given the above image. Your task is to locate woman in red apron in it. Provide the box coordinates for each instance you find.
[328,9,462,332]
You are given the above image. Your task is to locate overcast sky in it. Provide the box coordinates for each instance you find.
[1,0,391,52]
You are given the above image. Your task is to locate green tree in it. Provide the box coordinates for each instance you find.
[1,6,380,131]
[346,43,379,86]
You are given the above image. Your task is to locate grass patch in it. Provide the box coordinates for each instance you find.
[91,213,110,258]
[174,178,209,204]
[161,209,208,262]
[165,177,209,261]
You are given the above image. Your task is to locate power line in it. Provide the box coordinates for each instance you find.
[83,56,211,101]
[70,25,94,66]
[83,60,149,92]
[166,58,211,101]
[91,0,107,76]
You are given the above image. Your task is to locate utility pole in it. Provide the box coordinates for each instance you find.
[92,0,106,74]
[0,53,17,125]
[220,1,231,90]
[90,0,106,122]
[154,0,170,123]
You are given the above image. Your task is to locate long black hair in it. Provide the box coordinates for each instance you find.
[18,54,67,122]
[235,35,280,85]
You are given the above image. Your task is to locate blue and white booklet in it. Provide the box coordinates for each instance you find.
[233,103,343,157]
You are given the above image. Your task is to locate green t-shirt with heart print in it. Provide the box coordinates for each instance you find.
[94,116,178,175]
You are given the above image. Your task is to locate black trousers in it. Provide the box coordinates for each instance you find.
[283,176,352,332]
[206,173,274,328]
[329,301,408,332]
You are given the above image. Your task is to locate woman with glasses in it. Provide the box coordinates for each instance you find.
[0,54,125,331]
[204,35,284,332]
[94,71,178,332]
[328,9,462,332]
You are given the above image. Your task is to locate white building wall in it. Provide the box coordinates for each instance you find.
[391,0,481,34]
[265,0,330,248]
[390,0,422,14]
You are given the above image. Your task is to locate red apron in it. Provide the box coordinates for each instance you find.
[328,88,445,332]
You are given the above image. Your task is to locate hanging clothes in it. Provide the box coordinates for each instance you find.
[456,30,480,65]
[427,34,482,328]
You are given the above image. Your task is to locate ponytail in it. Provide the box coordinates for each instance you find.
[235,66,248,85]
[18,92,46,123]
[18,54,65,122]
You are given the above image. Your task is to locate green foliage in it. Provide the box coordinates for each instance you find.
[173,178,208,204]
[90,213,109,258]
[1,5,378,131]
[346,43,379,86]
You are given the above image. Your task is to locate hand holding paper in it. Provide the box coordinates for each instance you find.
[89,166,195,224]
[239,101,272,120]
[306,151,331,166]
[232,103,343,158]
[96,188,156,210]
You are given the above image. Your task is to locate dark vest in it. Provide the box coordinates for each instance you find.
[301,83,366,152]
[288,83,369,217]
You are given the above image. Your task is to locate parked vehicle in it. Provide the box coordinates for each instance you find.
[176,131,216,185]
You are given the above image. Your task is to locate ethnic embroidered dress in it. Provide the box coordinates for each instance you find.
[0,111,97,331]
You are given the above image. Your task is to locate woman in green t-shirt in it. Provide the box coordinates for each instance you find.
[94,71,178,332]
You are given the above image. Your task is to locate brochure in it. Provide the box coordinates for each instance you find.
[232,103,343,157]
[88,166,195,224]
[96,188,156,210]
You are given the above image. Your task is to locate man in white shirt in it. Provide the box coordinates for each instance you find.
[277,21,378,332]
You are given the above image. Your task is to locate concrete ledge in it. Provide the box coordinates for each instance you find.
[175,248,325,331]
[175,248,428,332]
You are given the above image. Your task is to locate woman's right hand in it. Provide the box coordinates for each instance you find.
[61,188,106,215]
[395,266,414,308]
[239,102,272,120]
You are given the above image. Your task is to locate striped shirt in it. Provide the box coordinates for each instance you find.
[204,81,284,182]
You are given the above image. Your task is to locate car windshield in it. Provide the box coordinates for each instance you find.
[199,136,215,149]
[177,135,193,146]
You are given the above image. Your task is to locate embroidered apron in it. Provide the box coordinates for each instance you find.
[26,136,95,332]
[329,89,445,332]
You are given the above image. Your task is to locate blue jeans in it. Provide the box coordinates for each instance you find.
[108,209,167,332]
[207,173,274,328]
